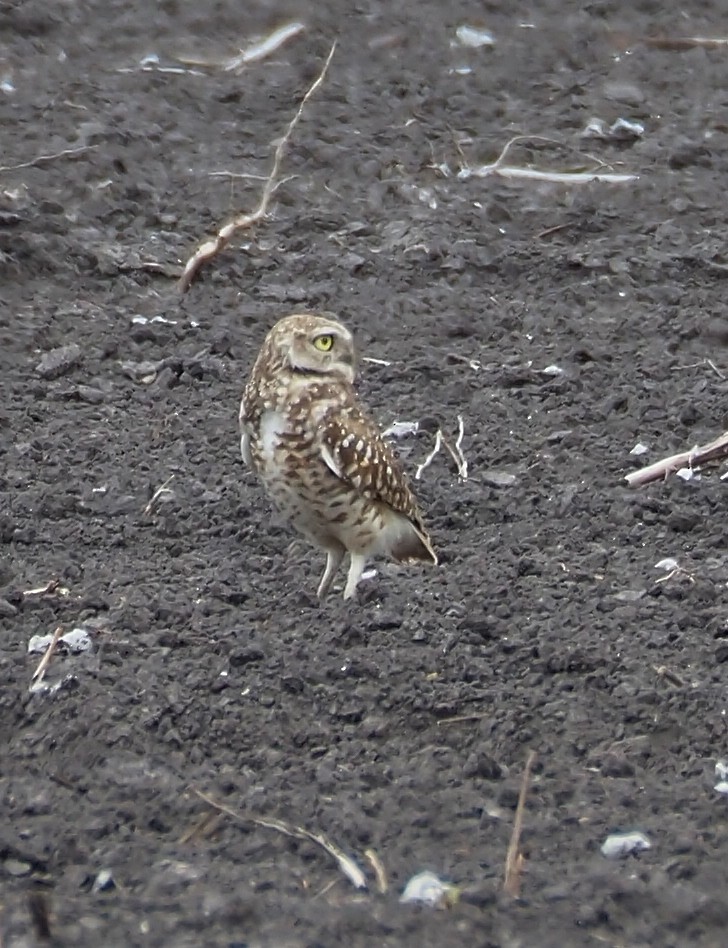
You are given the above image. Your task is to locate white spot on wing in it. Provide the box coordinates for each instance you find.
[320,442,342,478]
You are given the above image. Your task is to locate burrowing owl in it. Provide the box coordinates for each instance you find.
[240,312,437,600]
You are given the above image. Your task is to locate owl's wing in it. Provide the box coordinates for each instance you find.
[319,410,436,563]
[241,431,253,467]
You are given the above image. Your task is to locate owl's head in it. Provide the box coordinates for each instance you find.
[267,312,357,384]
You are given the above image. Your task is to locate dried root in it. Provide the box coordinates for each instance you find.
[178,43,336,293]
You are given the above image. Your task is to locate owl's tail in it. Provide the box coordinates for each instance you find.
[391,522,438,566]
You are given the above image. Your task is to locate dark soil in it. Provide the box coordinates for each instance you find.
[2,1,728,945]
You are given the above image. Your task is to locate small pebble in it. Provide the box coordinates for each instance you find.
[400,871,459,906]
[601,831,652,858]
[481,470,517,488]
[92,869,115,892]
[4,858,32,876]
[714,760,728,795]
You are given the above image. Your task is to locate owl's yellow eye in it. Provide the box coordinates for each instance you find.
[313,334,334,352]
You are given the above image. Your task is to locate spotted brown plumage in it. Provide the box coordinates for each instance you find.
[239,312,437,600]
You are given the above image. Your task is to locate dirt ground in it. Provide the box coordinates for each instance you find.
[2,0,728,945]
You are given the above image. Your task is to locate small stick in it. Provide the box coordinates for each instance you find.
[179,810,224,844]
[625,430,728,487]
[442,414,468,480]
[0,145,95,174]
[312,877,341,901]
[364,849,388,894]
[456,134,637,185]
[32,626,64,685]
[417,417,468,481]
[143,474,176,517]
[503,750,537,899]
[178,42,336,292]
[436,712,491,726]
[415,429,443,479]
[653,665,686,688]
[675,358,727,380]
[535,222,574,240]
[224,22,306,71]
[706,359,726,380]
[22,579,61,597]
[192,788,367,889]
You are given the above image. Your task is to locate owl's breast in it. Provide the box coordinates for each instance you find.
[257,410,290,470]
[247,409,316,500]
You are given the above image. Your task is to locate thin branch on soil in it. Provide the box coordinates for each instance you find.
[177,42,336,293]
[208,172,297,191]
[312,877,342,901]
[673,358,726,380]
[444,414,468,480]
[653,665,686,688]
[436,712,492,726]
[176,22,306,71]
[364,849,388,893]
[609,30,728,51]
[224,22,306,71]
[179,810,224,844]
[625,429,728,487]
[143,474,176,517]
[644,35,728,50]
[453,134,637,186]
[192,787,367,890]
[415,429,443,480]
[22,578,65,598]
[534,221,574,240]
[415,417,468,481]
[503,750,537,899]
[654,565,695,586]
[0,145,95,174]
[31,626,64,685]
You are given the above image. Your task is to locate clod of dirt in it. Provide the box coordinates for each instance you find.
[34,343,82,379]
[27,627,92,655]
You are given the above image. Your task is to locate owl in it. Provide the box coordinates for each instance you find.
[239,312,437,600]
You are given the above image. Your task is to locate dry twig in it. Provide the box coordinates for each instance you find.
[503,750,537,899]
[0,145,95,174]
[178,42,336,292]
[673,358,726,380]
[653,665,686,688]
[143,474,176,517]
[625,430,728,487]
[22,578,63,598]
[415,416,468,481]
[192,787,367,889]
[454,135,637,185]
[31,626,64,685]
[364,849,388,894]
[415,429,443,480]
[609,30,728,51]
[436,712,491,726]
[179,810,224,844]
[224,22,306,71]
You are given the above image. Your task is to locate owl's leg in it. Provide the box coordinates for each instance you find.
[317,546,345,598]
[343,553,368,600]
